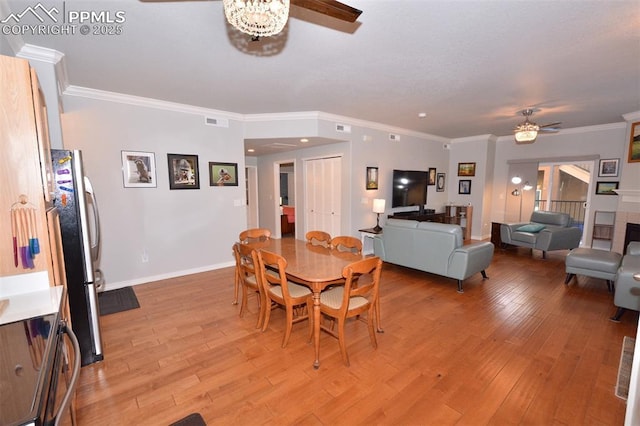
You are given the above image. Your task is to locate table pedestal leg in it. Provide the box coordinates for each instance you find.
[313,291,321,369]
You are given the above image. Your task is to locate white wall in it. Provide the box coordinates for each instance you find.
[60,94,247,289]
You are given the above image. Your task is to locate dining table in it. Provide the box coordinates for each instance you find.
[248,238,382,369]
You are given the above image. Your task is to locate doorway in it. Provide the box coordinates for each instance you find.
[275,161,295,238]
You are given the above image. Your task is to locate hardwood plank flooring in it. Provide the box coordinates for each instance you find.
[74,246,637,425]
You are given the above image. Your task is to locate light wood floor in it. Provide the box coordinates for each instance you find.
[75,246,637,425]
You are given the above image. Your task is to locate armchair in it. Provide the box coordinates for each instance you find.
[500,211,582,258]
[611,242,640,322]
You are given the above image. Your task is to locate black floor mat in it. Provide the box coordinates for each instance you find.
[98,287,140,316]
[169,413,207,426]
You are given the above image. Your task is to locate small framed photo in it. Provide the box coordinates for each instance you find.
[595,181,619,195]
[629,121,640,163]
[366,166,379,190]
[121,150,156,188]
[457,162,476,177]
[167,154,199,190]
[436,173,445,192]
[598,158,619,177]
[428,168,436,185]
[458,179,471,194]
[210,162,239,186]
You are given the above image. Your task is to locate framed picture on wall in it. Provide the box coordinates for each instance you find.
[458,179,471,194]
[366,166,379,190]
[595,181,619,195]
[428,168,436,185]
[598,158,619,177]
[457,162,476,176]
[167,153,200,189]
[629,121,640,163]
[209,162,239,186]
[121,150,156,188]
[436,173,445,192]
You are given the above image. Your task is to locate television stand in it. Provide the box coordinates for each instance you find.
[388,211,444,223]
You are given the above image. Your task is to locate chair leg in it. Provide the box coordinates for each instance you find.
[481,270,488,280]
[564,273,575,285]
[610,307,626,322]
[457,280,464,293]
[256,292,265,329]
[606,280,614,293]
[367,308,378,350]
[261,299,273,332]
[282,306,294,348]
[542,251,547,259]
[239,284,248,318]
[337,317,350,366]
[232,270,240,305]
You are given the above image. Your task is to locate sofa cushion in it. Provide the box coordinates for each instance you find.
[516,223,546,233]
[511,231,538,244]
[530,210,571,227]
[386,218,419,228]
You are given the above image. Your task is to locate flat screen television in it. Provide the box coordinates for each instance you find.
[392,169,428,210]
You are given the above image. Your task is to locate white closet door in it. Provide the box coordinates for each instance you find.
[304,156,342,236]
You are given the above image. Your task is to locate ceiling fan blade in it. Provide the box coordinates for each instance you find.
[539,122,561,128]
[291,0,362,22]
[539,127,561,133]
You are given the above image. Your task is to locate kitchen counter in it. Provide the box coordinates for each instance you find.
[0,271,62,326]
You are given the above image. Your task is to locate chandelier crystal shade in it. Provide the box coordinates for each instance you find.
[223,0,290,37]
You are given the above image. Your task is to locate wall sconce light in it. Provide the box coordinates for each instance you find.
[372,198,386,232]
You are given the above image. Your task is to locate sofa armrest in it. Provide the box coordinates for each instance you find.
[535,226,582,251]
[627,242,640,256]
[373,236,386,260]
[447,242,494,280]
[614,254,640,311]
[500,223,529,244]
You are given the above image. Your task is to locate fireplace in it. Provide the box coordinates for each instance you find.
[624,222,640,254]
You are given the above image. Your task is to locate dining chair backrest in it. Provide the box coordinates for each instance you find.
[341,256,383,307]
[305,230,332,247]
[254,249,292,297]
[239,228,271,243]
[330,236,363,254]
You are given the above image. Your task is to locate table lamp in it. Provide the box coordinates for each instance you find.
[372,198,386,232]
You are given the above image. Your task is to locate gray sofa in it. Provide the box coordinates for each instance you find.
[373,218,494,293]
[500,211,582,258]
[611,242,640,322]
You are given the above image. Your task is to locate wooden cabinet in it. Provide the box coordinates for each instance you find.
[592,211,615,251]
[445,205,473,241]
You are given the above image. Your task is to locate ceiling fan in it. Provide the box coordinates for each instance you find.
[514,108,561,143]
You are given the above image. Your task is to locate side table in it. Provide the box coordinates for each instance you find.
[358,228,383,256]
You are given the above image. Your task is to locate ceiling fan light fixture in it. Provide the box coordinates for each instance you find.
[224,0,290,37]
[514,121,539,143]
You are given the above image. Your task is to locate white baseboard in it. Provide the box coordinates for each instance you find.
[101,261,235,292]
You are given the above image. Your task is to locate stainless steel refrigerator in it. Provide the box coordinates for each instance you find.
[51,149,104,366]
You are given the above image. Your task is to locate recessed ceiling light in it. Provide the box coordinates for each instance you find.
[247,148,255,153]
[300,138,309,143]
[418,112,427,118]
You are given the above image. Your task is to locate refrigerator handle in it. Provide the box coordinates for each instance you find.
[84,176,101,262]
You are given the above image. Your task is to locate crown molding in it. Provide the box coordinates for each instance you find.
[622,111,640,122]
[17,43,64,63]
[64,85,245,121]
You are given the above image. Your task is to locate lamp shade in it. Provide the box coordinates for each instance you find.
[372,199,386,214]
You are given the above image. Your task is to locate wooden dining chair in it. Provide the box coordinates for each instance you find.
[305,230,332,247]
[233,243,266,328]
[254,249,313,348]
[239,228,271,243]
[319,256,383,366]
[330,236,362,254]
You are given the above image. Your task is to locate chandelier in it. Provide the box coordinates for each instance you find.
[514,120,539,143]
[223,0,290,37]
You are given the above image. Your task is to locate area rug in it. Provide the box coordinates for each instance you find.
[169,413,207,426]
[98,287,140,316]
[616,336,635,400]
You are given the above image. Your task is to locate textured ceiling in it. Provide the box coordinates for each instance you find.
[3,0,640,147]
